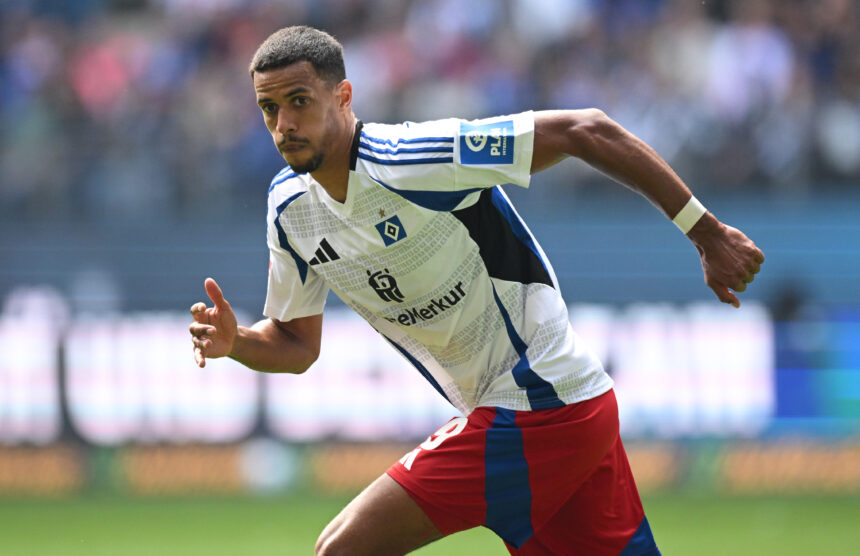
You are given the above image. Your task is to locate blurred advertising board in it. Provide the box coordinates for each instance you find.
[1,288,858,446]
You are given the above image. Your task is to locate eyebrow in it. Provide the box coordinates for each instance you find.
[256,87,312,105]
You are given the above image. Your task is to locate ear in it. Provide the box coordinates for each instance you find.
[334,79,353,112]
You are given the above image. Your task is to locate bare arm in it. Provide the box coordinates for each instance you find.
[532,109,765,307]
[189,278,321,373]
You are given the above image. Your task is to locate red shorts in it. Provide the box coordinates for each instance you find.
[386,389,659,555]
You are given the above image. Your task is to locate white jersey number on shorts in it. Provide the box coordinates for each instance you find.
[399,417,468,471]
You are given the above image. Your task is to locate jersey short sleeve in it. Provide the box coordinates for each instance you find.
[263,188,330,321]
[356,112,534,200]
[263,246,329,321]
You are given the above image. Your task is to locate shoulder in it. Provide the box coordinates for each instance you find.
[357,113,534,169]
[361,119,459,144]
[267,166,309,208]
[356,120,459,169]
[268,166,308,203]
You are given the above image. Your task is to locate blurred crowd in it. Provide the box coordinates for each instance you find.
[2,0,860,222]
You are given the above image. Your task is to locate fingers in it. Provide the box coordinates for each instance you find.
[746,256,763,276]
[190,279,228,368]
[189,323,215,339]
[189,321,216,367]
[190,279,233,368]
[700,228,764,308]
[733,248,763,294]
[190,301,209,324]
[205,277,229,311]
[194,347,206,368]
[711,282,741,308]
[189,323,216,343]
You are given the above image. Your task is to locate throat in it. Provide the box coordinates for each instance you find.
[311,120,360,203]
[311,168,350,203]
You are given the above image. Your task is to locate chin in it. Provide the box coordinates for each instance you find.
[283,151,324,174]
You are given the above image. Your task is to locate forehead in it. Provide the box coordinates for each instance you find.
[253,61,326,97]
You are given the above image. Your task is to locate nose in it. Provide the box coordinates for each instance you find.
[275,109,297,136]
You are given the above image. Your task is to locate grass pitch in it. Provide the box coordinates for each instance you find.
[0,492,857,555]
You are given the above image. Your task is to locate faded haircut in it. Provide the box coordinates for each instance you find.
[249,26,346,86]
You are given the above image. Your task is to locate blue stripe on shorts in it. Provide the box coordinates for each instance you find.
[620,516,661,555]
[484,407,534,548]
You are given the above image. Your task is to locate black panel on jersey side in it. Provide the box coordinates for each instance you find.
[452,188,554,288]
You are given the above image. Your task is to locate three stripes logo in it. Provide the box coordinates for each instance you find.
[308,238,340,266]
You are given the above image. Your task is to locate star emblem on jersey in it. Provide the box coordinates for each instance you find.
[379,209,385,217]
[375,215,407,246]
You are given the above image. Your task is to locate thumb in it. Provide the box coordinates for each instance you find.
[204,277,230,310]
[711,282,740,309]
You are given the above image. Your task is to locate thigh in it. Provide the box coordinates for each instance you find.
[511,435,658,556]
[386,413,494,535]
[316,473,443,556]
[386,393,627,550]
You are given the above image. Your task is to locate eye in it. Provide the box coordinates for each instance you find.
[292,96,310,107]
[260,102,278,115]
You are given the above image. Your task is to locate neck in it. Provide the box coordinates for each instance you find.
[310,115,358,203]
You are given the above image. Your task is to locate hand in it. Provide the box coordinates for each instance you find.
[189,277,238,367]
[689,218,765,308]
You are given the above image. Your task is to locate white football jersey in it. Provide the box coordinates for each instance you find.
[264,112,612,414]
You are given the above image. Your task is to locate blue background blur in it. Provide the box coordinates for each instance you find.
[0,0,858,495]
[3,0,859,311]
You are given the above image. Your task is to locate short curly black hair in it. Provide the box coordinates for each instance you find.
[248,26,346,87]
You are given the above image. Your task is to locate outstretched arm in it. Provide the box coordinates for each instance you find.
[532,109,765,307]
[189,277,321,372]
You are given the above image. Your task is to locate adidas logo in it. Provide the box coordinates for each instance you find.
[309,238,340,265]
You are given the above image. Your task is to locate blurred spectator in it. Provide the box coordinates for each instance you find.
[2,0,860,223]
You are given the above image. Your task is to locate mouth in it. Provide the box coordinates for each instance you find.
[279,143,307,154]
[278,136,310,154]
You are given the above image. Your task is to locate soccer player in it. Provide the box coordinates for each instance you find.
[189,26,764,555]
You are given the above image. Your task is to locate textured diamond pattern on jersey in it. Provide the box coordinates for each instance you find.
[317,211,462,296]
[374,254,478,330]
[276,180,412,240]
[264,113,613,414]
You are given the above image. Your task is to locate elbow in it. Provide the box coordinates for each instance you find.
[259,340,318,375]
[268,316,322,374]
[290,332,321,374]
[292,343,320,374]
[566,108,619,158]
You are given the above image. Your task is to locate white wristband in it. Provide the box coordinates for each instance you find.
[672,196,707,234]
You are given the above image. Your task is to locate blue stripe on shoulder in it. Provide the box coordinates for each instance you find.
[268,170,299,194]
[273,191,308,284]
[370,177,483,212]
[484,407,533,548]
[357,152,453,166]
[358,141,454,155]
[491,286,564,410]
[360,131,454,147]
[382,336,451,404]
